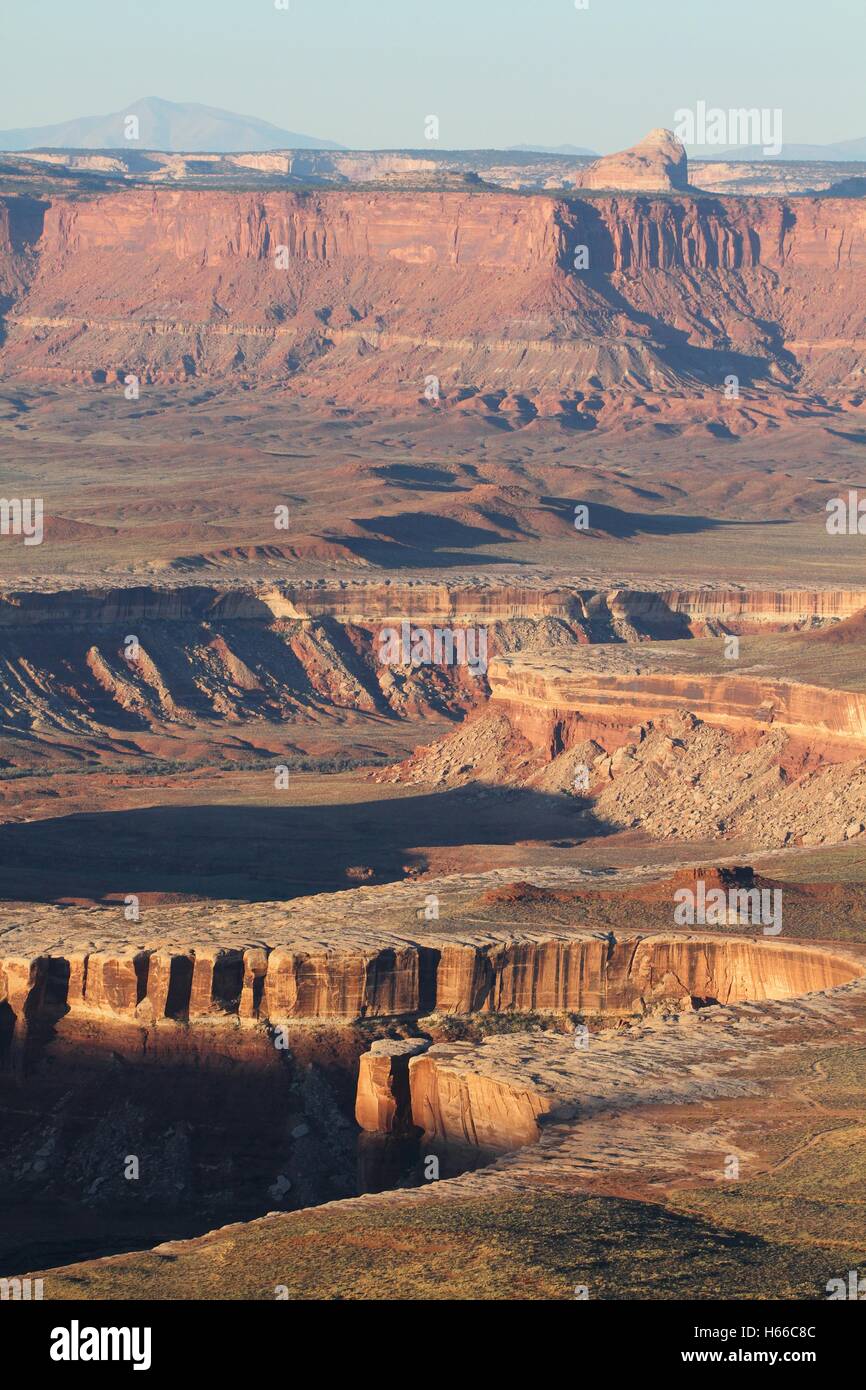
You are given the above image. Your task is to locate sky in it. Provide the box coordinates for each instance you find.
[1,0,863,152]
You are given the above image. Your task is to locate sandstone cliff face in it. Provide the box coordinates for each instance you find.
[261,946,422,1021]
[489,660,866,746]
[4,582,863,631]
[11,187,861,276]
[0,186,863,395]
[257,584,584,626]
[638,589,866,633]
[2,935,858,1054]
[409,1046,553,1150]
[577,128,691,193]
[582,196,865,272]
[355,1038,430,1133]
[39,188,563,271]
[268,586,866,633]
[404,965,852,1159]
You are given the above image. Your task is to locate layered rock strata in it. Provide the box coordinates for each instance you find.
[355,1038,430,1134]
[4,584,863,629]
[2,933,859,1056]
[5,584,864,739]
[491,660,866,746]
[24,960,866,1301]
[1,184,864,394]
[3,186,862,279]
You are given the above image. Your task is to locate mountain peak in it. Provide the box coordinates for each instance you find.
[0,98,343,153]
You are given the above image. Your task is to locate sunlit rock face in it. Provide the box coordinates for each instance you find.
[2,935,858,1050]
[576,128,691,192]
[355,1038,430,1134]
[0,182,864,399]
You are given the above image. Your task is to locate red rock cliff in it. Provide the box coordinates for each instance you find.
[1,187,863,393]
[16,188,864,273]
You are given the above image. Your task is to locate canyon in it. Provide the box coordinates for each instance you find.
[1,179,864,412]
[6,867,866,1298]
[4,581,866,795]
[2,133,866,1307]
[3,865,864,1285]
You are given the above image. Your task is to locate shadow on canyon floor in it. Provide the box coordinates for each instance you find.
[540,495,792,538]
[0,1022,412,1277]
[0,784,611,902]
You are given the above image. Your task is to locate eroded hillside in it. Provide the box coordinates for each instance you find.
[0,185,864,412]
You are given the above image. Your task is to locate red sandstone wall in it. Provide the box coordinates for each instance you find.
[13,190,862,274]
[2,585,863,630]
[41,189,563,272]
[488,661,866,744]
[1,935,859,1038]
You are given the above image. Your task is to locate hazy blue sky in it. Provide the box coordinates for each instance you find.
[1,0,863,150]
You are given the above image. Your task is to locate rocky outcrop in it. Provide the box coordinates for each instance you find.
[2,934,859,1057]
[1,183,864,395]
[490,657,866,745]
[577,128,690,192]
[355,1038,430,1133]
[409,1045,554,1150]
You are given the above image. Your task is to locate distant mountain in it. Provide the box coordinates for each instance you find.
[691,136,866,163]
[0,96,343,152]
[825,136,866,160]
[506,143,597,157]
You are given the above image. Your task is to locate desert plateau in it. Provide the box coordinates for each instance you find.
[1,1,866,1367]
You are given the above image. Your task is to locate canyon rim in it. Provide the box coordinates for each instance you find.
[1,0,866,1369]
